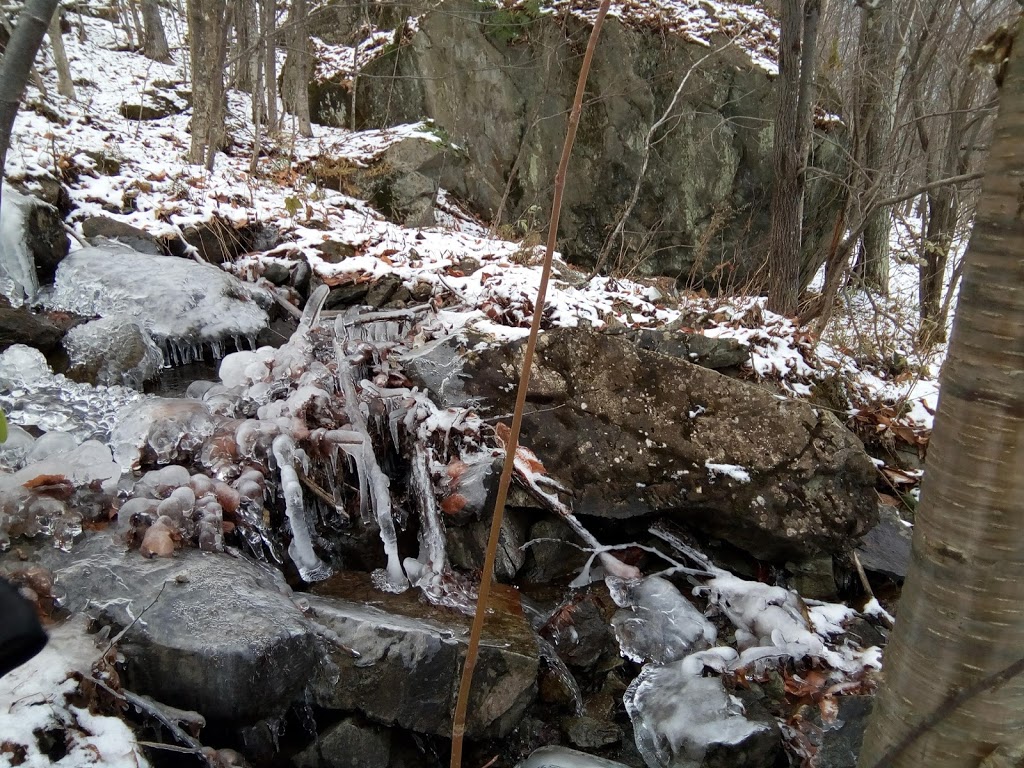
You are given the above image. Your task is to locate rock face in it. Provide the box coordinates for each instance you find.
[308,571,539,738]
[355,1,843,285]
[0,307,63,352]
[27,533,321,723]
[407,328,877,561]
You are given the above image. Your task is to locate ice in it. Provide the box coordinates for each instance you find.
[0,424,35,470]
[625,652,772,768]
[46,245,270,361]
[63,316,164,389]
[516,746,631,767]
[0,345,145,442]
[26,429,81,461]
[273,433,333,582]
[0,184,41,306]
[15,439,121,492]
[609,575,716,664]
[111,397,217,470]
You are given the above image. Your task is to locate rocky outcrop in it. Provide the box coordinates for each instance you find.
[308,571,539,738]
[406,327,877,561]
[0,306,63,353]
[354,1,843,286]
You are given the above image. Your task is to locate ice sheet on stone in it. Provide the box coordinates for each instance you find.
[609,575,716,664]
[0,345,145,442]
[111,397,217,470]
[63,316,164,389]
[0,184,40,306]
[46,246,269,362]
[0,424,35,471]
[625,651,771,768]
[516,745,631,767]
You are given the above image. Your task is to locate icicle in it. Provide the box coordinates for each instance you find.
[412,443,447,576]
[272,434,332,582]
[334,333,408,593]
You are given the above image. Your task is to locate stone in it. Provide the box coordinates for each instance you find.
[0,307,63,353]
[262,262,292,285]
[445,508,528,582]
[356,1,845,286]
[292,716,392,768]
[785,555,837,601]
[18,532,320,724]
[325,282,370,309]
[119,90,186,121]
[314,240,357,263]
[307,570,538,738]
[365,274,403,308]
[62,316,163,389]
[856,504,912,581]
[82,216,162,254]
[520,516,591,585]
[563,715,622,749]
[814,695,873,768]
[408,327,877,562]
[13,193,69,285]
[630,328,750,371]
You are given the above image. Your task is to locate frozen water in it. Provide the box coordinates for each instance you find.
[111,397,217,470]
[0,424,35,470]
[15,439,121,492]
[608,575,716,664]
[516,746,631,767]
[63,316,164,389]
[625,653,771,768]
[0,184,41,306]
[26,430,80,461]
[273,434,332,582]
[0,345,145,442]
[46,246,269,361]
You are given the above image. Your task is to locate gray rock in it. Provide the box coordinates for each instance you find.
[262,262,292,285]
[563,715,622,749]
[325,282,371,308]
[63,316,163,389]
[25,533,320,723]
[409,327,877,562]
[82,216,162,254]
[445,508,528,582]
[856,504,912,581]
[0,307,63,352]
[308,571,538,738]
[520,517,591,585]
[365,274,403,307]
[815,695,873,768]
[631,329,749,370]
[356,1,844,286]
[292,716,392,768]
[24,198,69,284]
[314,240,357,263]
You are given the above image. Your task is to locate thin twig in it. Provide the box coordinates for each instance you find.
[102,580,168,657]
[447,1,614,765]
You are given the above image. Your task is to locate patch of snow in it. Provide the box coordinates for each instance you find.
[704,460,750,483]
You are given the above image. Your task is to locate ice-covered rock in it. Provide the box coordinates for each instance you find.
[47,245,269,364]
[111,397,217,470]
[609,576,716,664]
[0,344,145,442]
[63,316,164,389]
[625,652,779,768]
[0,185,40,306]
[516,746,631,767]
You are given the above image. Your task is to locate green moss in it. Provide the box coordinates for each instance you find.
[480,0,543,46]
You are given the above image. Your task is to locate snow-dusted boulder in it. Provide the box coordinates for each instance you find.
[407,327,878,562]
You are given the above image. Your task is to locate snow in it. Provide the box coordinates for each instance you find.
[703,461,751,483]
[516,746,631,767]
[0,616,151,768]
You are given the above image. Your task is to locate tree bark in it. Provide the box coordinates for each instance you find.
[186,0,229,169]
[858,15,1024,767]
[0,0,60,209]
[260,0,277,132]
[851,0,897,294]
[48,4,75,99]
[231,0,258,92]
[140,0,171,62]
[767,0,821,316]
[281,0,312,136]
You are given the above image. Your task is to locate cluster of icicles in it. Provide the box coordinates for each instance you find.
[2,286,499,608]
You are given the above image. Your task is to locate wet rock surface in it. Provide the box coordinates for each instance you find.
[0,306,64,353]
[409,326,878,562]
[16,532,320,723]
[308,570,539,738]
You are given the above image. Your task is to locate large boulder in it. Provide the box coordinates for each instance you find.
[406,327,877,562]
[21,533,321,724]
[354,1,844,286]
[308,571,539,738]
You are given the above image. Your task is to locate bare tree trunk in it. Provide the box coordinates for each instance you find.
[767,0,821,316]
[0,0,60,208]
[260,0,277,132]
[281,0,312,136]
[858,16,1024,767]
[140,0,171,62]
[851,0,897,294]
[186,0,229,169]
[48,4,75,99]
[231,0,258,92]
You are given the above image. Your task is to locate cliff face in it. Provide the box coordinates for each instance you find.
[351,0,844,288]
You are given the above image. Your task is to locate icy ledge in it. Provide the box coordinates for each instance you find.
[46,245,270,364]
